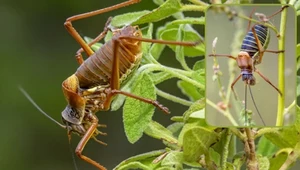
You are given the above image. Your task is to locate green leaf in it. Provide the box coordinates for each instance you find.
[110,10,151,27]
[209,148,221,167]
[84,36,103,51]
[144,121,178,144]
[177,80,201,101]
[123,73,156,143]
[161,151,184,168]
[225,162,235,170]
[110,0,182,27]
[182,99,205,122]
[265,106,300,148]
[212,129,236,160]
[257,136,278,157]
[115,162,151,170]
[114,149,166,170]
[111,68,141,111]
[193,59,205,71]
[177,70,205,102]
[181,125,219,162]
[269,148,292,170]
[166,122,184,138]
[132,0,182,25]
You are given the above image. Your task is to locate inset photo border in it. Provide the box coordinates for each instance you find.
[205,5,296,127]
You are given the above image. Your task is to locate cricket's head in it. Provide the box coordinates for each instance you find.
[61,74,86,126]
[237,51,256,86]
[241,70,256,86]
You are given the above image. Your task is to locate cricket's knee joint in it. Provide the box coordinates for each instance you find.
[64,21,72,28]
[75,149,82,158]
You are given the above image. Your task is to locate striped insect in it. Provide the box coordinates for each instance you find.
[20,0,200,169]
[209,6,288,126]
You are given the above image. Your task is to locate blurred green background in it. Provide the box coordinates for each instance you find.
[0,0,201,170]
[0,0,299,170]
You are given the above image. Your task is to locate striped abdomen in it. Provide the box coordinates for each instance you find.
[240,25,270,59]
[75,38,142,88]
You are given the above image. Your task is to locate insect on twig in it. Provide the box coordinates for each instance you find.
[209,5,288,126]
[20,0,201,169]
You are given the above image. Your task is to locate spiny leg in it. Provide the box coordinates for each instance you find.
[75,116,107,170]
[255,69,282,96]
[64,0,141,61]
[75,17,112,65]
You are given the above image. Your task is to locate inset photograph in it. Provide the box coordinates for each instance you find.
[205,5,296,127]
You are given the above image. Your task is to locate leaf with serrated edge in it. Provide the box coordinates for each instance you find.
[123,73,156,143]
[182,126,219,162]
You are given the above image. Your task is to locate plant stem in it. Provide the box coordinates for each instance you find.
[254,127,280,139]
[156,88,193,106]
[180,5,206,12]
[221,129,232,170]
[188,0,209,6]
[244,128,258,170]
[276,5,288,126]
[285,100,296,114]
[237,13,279,35]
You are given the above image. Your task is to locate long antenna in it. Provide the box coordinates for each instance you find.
[68,139,79,170]
[244,83,248,126]
[248,85,266,126]
[18,86,67,129]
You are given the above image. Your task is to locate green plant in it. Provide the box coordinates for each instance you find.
[85,0,300,169]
